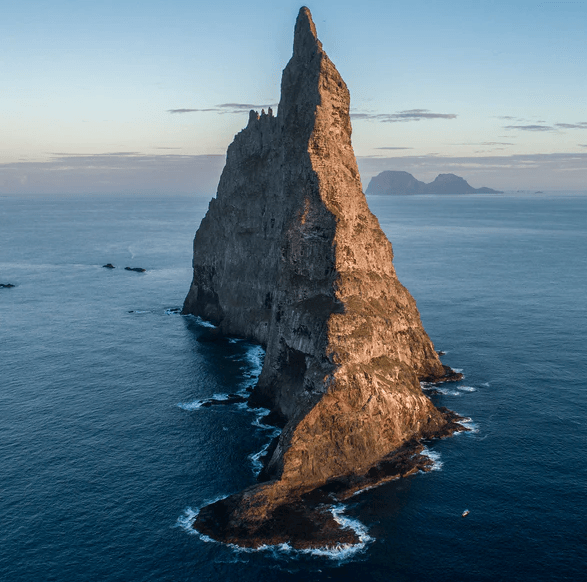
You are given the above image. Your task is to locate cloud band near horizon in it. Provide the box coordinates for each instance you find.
[2,151,586,195]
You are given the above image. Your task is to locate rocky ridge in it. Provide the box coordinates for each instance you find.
[366,170,502,195]
[183,7,465,549]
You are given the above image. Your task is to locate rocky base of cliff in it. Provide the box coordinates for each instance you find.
[421,364,464,384]
[194,489,360,549]
[193,407,469,550]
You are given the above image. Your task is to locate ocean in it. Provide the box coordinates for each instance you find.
[1,191,585,581]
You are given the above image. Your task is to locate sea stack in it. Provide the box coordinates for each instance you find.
[183,7,463,548]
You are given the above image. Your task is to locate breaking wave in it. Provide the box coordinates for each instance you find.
[421,383,480,396]
[421,446,443,471]
[176,506,199,534]
[458,417,479,434]
[177,393,234,411]
[164,307,181,315]
[432,386,462,396]
[177,343,265,410]
[176,342,276,474]
[244,344,264,377]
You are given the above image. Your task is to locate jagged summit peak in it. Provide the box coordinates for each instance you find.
[293,6,322,57]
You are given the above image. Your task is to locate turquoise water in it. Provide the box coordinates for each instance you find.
[1,192,585,580]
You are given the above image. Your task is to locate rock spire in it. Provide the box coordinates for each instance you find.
[183,6,463,548]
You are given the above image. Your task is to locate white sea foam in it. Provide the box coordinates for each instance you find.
[248,440,273,475]
[177,393,232,410]
[349,484,378,498]
[296,505,372,560]
[457,385,476,392]
[421,446,443,470]
[458,417,479,434]
[164,307,181,315]
[420,382,461,396]
[195,316,217,328]
[176,507,199,533]
[176,496,232,536]
[238,344,265,391]
[177,401,203,411]
[177,345,265,418]
[251,407,280,432]
[434,387,462,396]
[243,344,265,377]
[248,405,281,474]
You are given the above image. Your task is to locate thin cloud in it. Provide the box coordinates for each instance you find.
[358,151,587,176]
[217,103,278,110]
[1,152,226,195]
[3,151,586,195]
[352,109,457,123]
[168,103,278,115]
[504,121,587,132]
[453,142,514,146]
[375,147,414,150]
[47,151,142,157]
[555,122,587,129]
[504,124,555,131]
[168,108,219,114]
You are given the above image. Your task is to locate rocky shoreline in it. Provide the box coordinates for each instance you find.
[194,402,468,550]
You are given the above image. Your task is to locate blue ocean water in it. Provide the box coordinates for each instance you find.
[1,192,585,581]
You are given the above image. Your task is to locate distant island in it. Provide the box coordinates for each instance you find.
[366,171,503,195]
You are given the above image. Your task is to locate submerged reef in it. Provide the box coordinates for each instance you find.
[183,6,465,549]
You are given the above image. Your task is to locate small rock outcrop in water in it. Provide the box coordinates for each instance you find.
[183,7,464,549]
[0,283,15,288]
[124,267,146,273]
[366,170,502,195]
[102,263,116,269]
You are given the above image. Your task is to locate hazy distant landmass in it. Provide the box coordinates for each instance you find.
[366,171,502,195]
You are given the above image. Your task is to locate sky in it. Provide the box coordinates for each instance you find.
[2,0,587,194]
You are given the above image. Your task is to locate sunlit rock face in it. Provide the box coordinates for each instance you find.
[183,7,461,548]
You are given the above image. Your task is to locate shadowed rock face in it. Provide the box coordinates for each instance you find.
[183,6,463,548]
